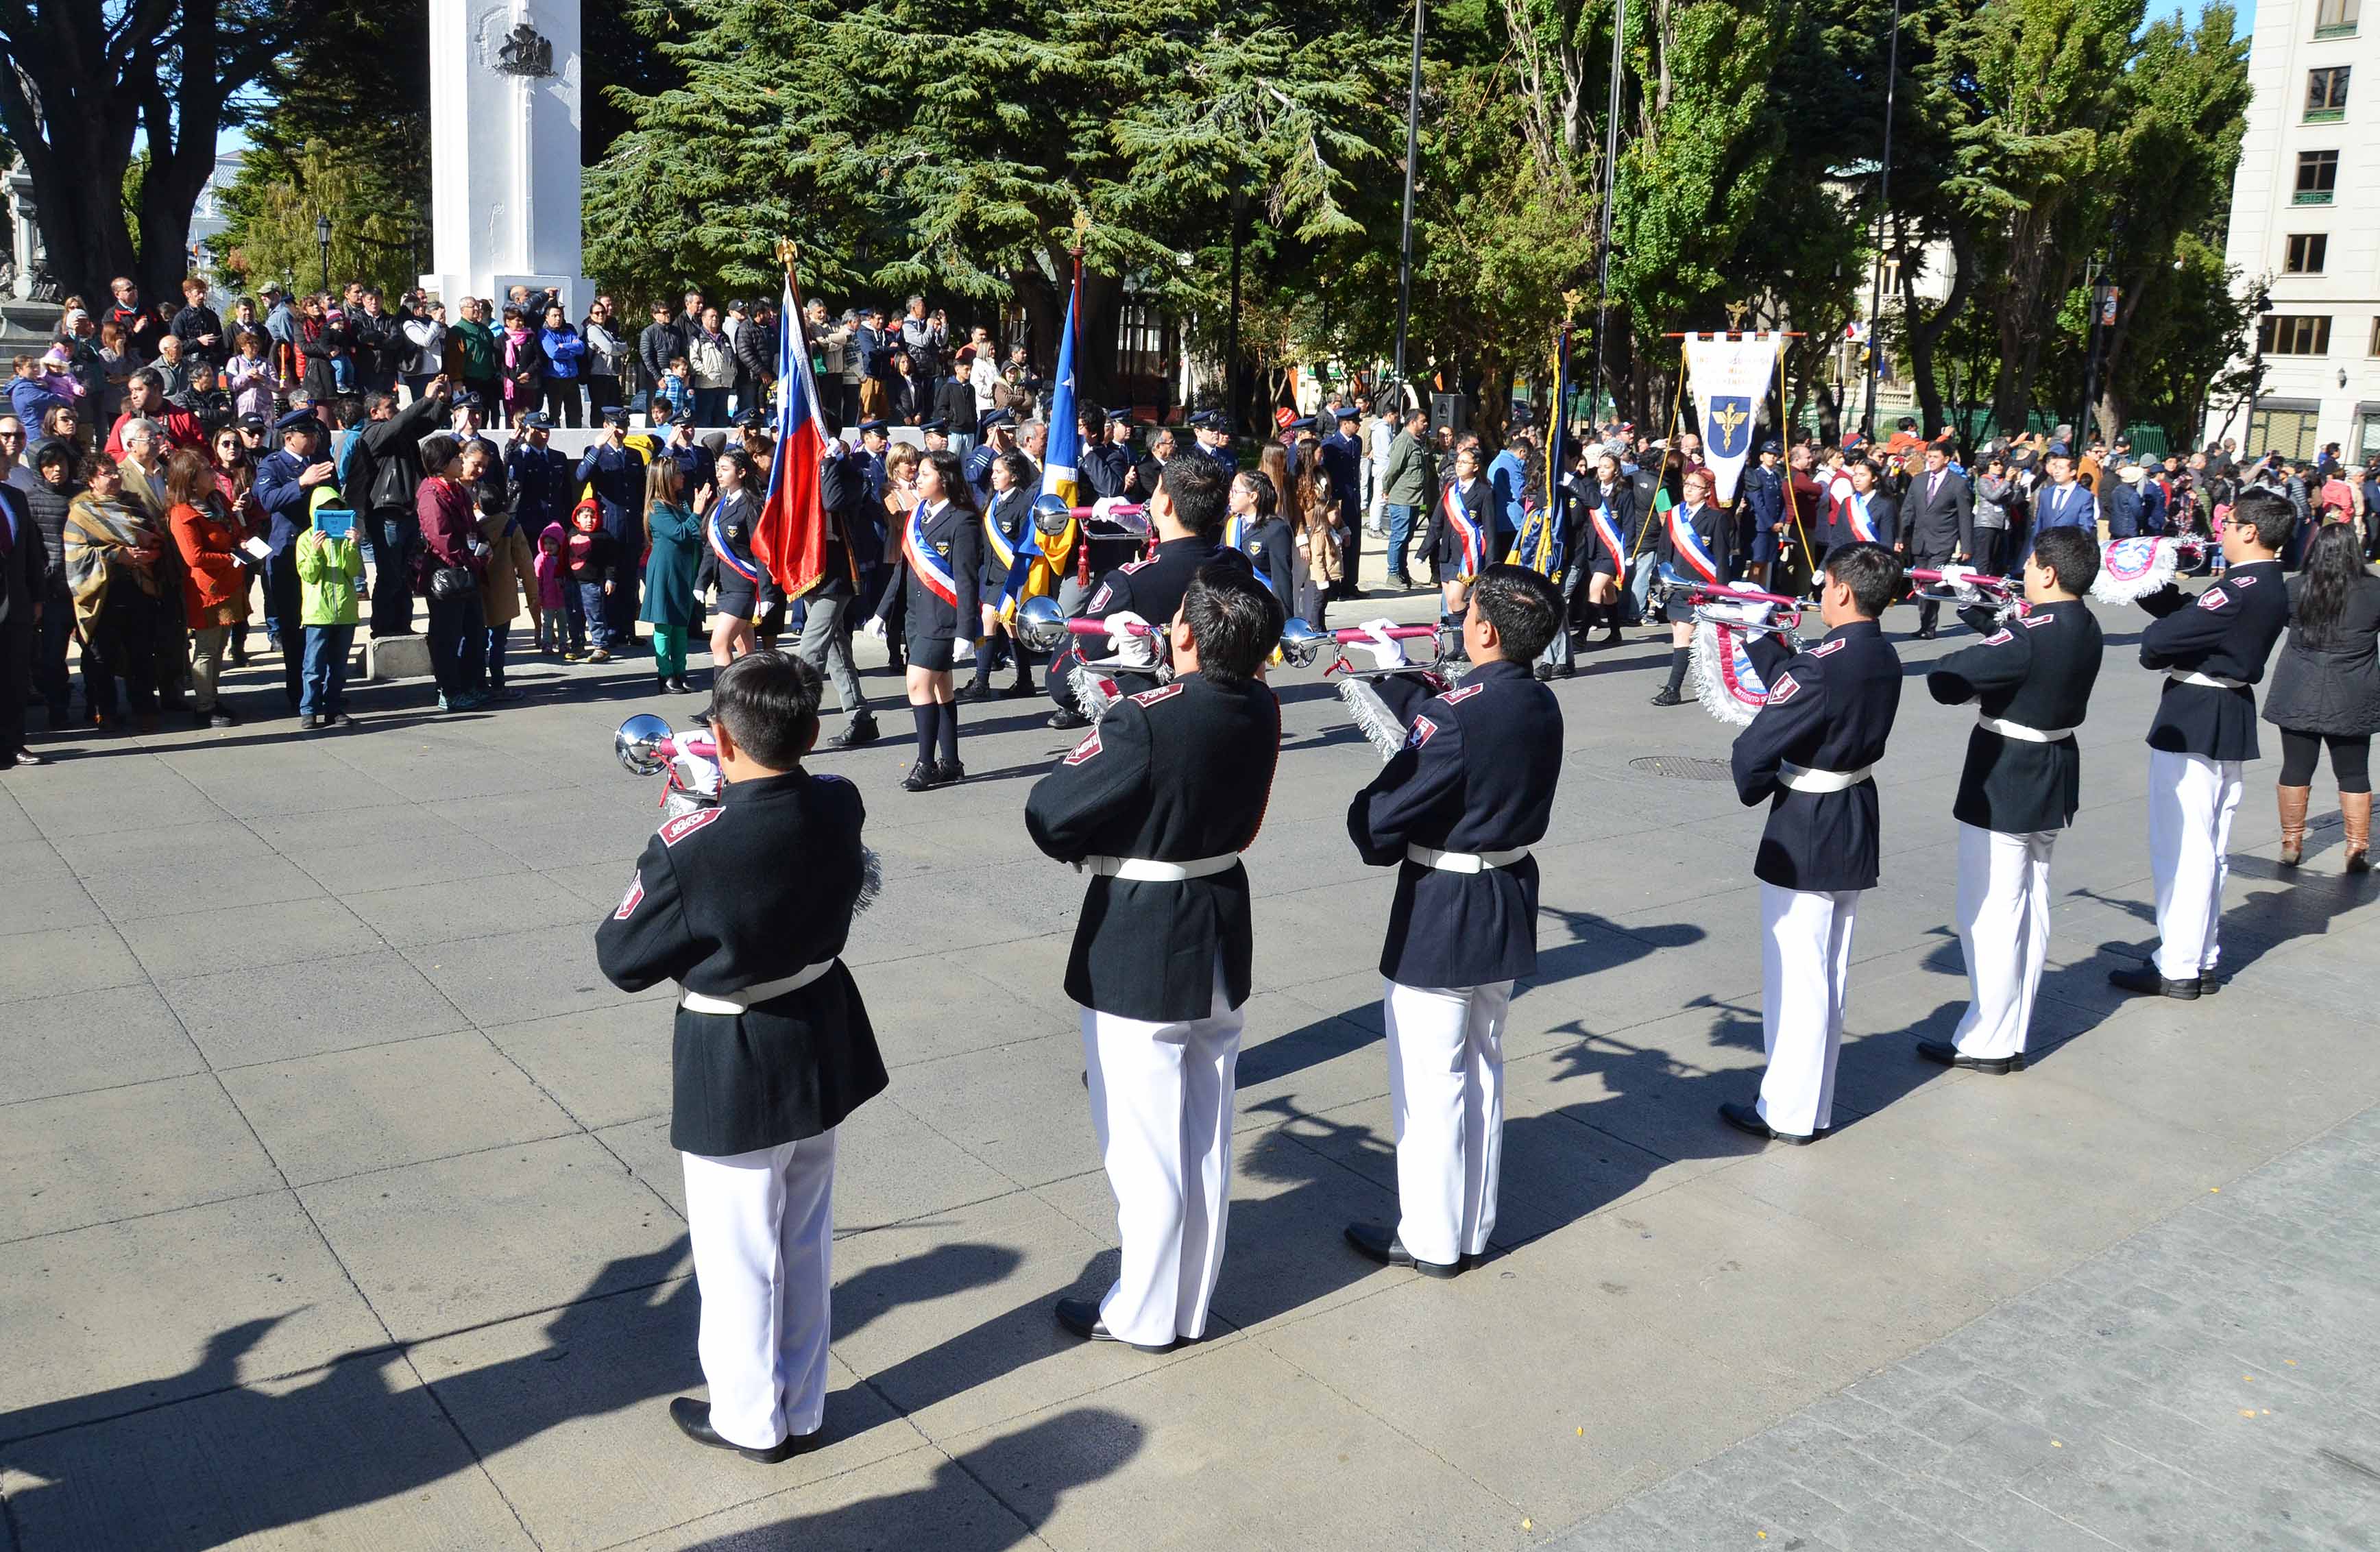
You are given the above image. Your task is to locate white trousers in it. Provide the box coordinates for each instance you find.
[1384,978,1513,1265]
[1082,962,1244,1347]
[2148,749,2244,980]
[680,1130,837,1450]
[1951,823,2056,1060]
[1758,884,1860,1137]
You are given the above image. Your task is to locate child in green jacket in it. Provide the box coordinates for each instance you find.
[294,511,363,728]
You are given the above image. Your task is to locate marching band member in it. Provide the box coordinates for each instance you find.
[1228,469,1297,622]
[958,450,1038,703]
[1341,565,1565,1276]
[1025,567,1286,1350]
[2111,487,2294,999]
[1827,458,1897,559]
[1650,467,1732,706]
[1720,542,1904,1144]
[1919,529,2103,1071]
[1428,444,1492,643]
[1045,453,1250,731]
[595,651,887,1462]
[872,448,983,791]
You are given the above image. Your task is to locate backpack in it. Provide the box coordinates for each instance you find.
[336,426,369,492]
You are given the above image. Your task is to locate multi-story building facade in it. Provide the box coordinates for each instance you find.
[2213,0,2379,463]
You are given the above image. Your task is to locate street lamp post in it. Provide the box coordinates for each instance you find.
[1391,0,1424,407]
[315,215,331,299]
[1858,0,1903,443]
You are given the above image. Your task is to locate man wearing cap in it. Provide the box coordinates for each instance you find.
[256,408,341,712]
[1320,408,1365,596]
[919,418,952,457]
[1191,411,1237,474]
[967,411,1019,506]
[507,407,573,607]
[1084,410,1136,501]
[2105,458,2145,542]
[352,378,452,638]
[853,420,890,503]
[578,407,649,653]
[450,392,509,513]
[661,409,716,497]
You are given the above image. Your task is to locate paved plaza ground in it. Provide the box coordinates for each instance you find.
[3,562,2377,1551]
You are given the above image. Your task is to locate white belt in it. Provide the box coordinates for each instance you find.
[1078,853,1241,882]
[1778,762,1874,794]
[679,960,835,1015]
[2167,669,2247,690]
[1405,844,1531,873]
[1977,712,2075,743]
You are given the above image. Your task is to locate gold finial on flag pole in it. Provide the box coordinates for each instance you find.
[1725,300,1749,333]
[774,238,799,279]
[1070,208,1091,260]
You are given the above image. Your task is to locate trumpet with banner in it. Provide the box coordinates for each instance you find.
[1012,594,1169,720]
[2092,535,2209,605]
[1908,565,2023,625]
[1304,618,1468,760]
[1644,570,1808,728]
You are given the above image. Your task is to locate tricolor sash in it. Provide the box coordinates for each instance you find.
[1843,490,1879,544]
[707,501,764,587]
[904,500,960,607]
[1587,502,1626,570]
[1444,482,1483,579]
[1666,502,1721,583]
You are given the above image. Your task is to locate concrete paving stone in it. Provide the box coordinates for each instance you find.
[341,869,600,950]
[409,1281,917,1552]
[539,856,650,910]
[483,999,672,1131]
[0,874,106,938]
[330,733,561,803]
[1787,1441,1908,1511]
[115,897,384,980]
[825,1189,1171,1441]
[250,802,513,897]
[0,791,37,844]
[218,1030,579,1186]
[2013,1433,2322,1551]
[585,1114,685,1216]
[842,861,1081,968]
[0,1349,534,1552]
[75,848,330,923]
[160,946,470,1069]
[410,918,669,1027]
[9,764,227,837]
[47,815,275,875]
[1747,1478,1851,1537]
[154,742,409,820]
[1225,989,1396,1120]
[596,1441,1036,1552]
[0,1074,282,1243]
[426,786,666,873]
[0,1191,388,1440]
[1814,1496,1989,1551]
[1535,1498,1677,1552]
[947,1341,1532,1552]
[886,1026,1098,1190]
[855,950,1079,1070]
[299,1133,685,1342]
[0,982,201,1106]
[0,924,147,1006]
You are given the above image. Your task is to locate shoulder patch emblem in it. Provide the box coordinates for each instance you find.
[1120,557,1156,573]
[2229,573,2258,587]
[659,806,725,847]
[1407,714,1439,749]
[2019,611,2056,628]
[1062,729,1102,766]
[1809,638,1845,657]
[1984,629,2013,645]
[1129,682,1184,707]
[614,874,645,919]
[1441,681,1485,705]
[1086,583,1113,614]
[1766,672,1803,704]
[2198,587,2231,611]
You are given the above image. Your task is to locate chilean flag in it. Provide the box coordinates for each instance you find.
[753,277,827,599]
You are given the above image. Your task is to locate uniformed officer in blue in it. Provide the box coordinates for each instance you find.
[964,409,1018,505]
[1919,529,2103,1071]
[2111,487,2294,998]
[503,409,572,546]
[1721,542,1905,1143]
[594,651,887,1462]
[1045,452,1251,730]
[576,406,648,648]
[1191,409,1237,472]
[1083,408,1138,501]
[1341,565,1565,1275]
[1025,567,1285,1351]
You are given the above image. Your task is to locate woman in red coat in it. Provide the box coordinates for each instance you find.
[413,433,489,711]
[165,448,248,728]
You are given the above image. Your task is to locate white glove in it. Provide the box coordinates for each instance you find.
[1104,610,1158,671]
[1091,496,1128,518]
[864,615,886,641]
[1704,596,1773,628]
[954,636,975,664]
[1350,617,1407,672]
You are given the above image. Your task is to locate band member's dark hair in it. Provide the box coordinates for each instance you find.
[998,451,1036,490]
[1158,452,1230,539]
[709,649,821,768]
[1468,563,1561,663]
[1233,470,1277,519]
[2029,527,2099,596]
[2229,487,2295,555]
[921,448,977,513]
[1824,541,1902,618]
[1181,564,1283,686]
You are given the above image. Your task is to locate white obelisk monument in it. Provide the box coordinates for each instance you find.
[420,0,589,317]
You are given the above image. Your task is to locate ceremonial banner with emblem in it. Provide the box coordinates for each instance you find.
[1002,277,1082,618]
[1517,322,1572,579]
[1681,332,1782,505]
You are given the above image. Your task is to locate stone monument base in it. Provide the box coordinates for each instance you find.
[363,633,434,683]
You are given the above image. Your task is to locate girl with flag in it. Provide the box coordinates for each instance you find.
[1427,444,1493,644]
[1651,468,1732,706]
[873,448,983,791]
[701,449,775,672]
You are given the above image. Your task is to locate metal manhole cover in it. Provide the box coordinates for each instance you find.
[1629,754,1734,781]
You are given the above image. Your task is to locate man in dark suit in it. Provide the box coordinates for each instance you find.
[1900,443,1974,638]
[0,478,49,767]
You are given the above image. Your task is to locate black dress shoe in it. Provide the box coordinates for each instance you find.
[1718,1100,1817,1145]
[1649,687,1685,707]
[1916,1039,2024,1074]
[2107,963,2200,999]
[1054,1296,1178,1353]
[1555,663,1577,678]
[829,716,879,749]
[1915,626,1937,640]
[1049,708,1089,731]
[1004,678,1039,698]
[667,1398,823,1464]
[1534,664,1557,681]
[901,760,939,792]
[1342,1220,1462,1278]
[932,759,966,785]
[954,680,992,703]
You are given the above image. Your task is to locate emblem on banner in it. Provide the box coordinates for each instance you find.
[1706,397,1753,461]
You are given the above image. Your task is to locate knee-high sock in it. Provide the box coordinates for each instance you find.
[910,703,936,765]
[1665,647,1690,694]
[937,701,960,765]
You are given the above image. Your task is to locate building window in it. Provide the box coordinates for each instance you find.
[2259,315,2333,354]
[2307,66,2351,120]
[2295,150,2340,204]
[2371,315,2380,356]
[2253,407,2324,461]
[2317,0,2359,36]
[2359,408,2380,461]
[1113,296,1175,389]
[2286,233,2330,272]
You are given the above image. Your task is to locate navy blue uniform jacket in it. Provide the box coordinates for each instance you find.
[1349,660,1564,986]
[1926,599,2102,834]
[1731,619,1902,892]
[2139,560,2289,762]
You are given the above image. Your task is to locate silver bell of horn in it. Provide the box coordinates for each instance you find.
[616,713,674,776]
[1276,618,1326,668]
[1013,594,1070,653]
[1032,494,1073,537]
